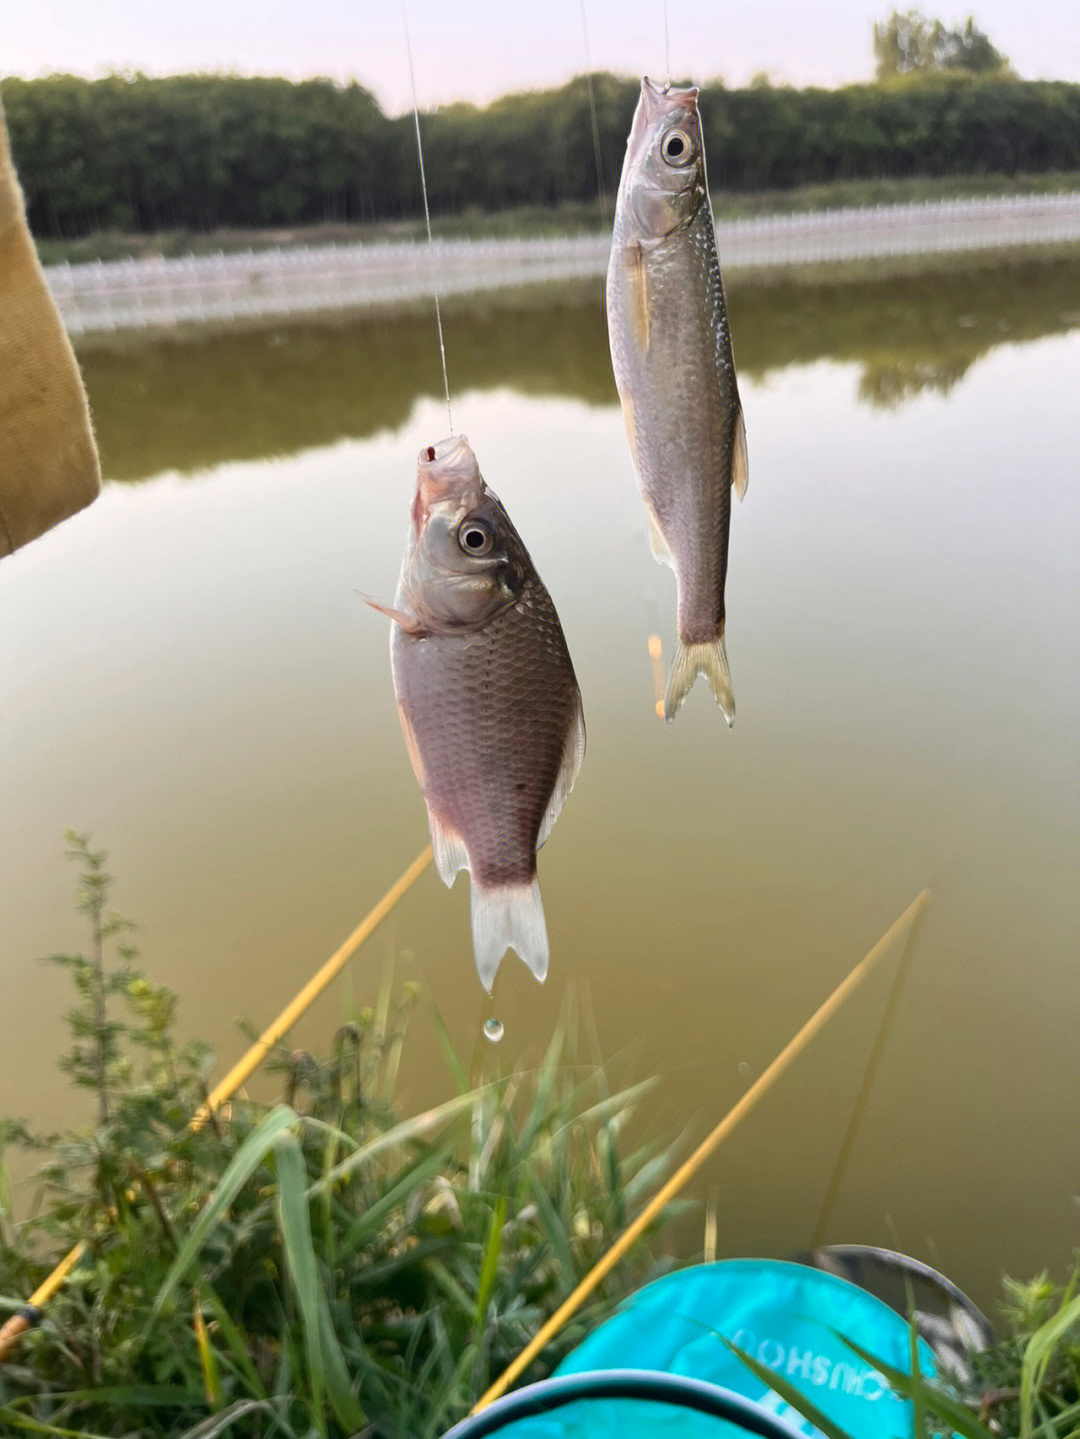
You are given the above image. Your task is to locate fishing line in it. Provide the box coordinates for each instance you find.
[473,888,932,1413]
[578,0,611,224]
[663,0,672,89]
[810,900,927,1248]
[404,12,453,435]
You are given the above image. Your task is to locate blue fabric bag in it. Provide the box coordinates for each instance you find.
[554,1258,943,1437]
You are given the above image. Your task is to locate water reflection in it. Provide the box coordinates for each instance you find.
[857,357,971,407]
[77,256,1080,481]
[3,257,1078,1314]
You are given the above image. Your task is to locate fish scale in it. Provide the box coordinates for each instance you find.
[395,578,577,888]
[607,77,747,722]
[373,434,584,992]
[633,202,732,640]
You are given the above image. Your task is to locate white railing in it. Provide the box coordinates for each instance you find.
[45,194,1080,337]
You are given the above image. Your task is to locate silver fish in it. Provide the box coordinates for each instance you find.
[366,435,585,993]
[607,77,748,722]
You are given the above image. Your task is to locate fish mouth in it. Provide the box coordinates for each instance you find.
[413,433,483,530]
[623,77,704,238]
[640,75,699,120]
[417,434,475,475]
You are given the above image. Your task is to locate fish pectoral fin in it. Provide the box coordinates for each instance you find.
[358,592,427,636]
[619,393,642,474]
[399,710,468,886]
[623,243,651,352]
[537,696,586,850]
[396,703,428,790]
[731,403,748,501]
[470,876,549,993]
[647,512,676,571]
[428,810,469,888]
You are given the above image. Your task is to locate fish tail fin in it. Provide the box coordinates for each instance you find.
[470,875,549,994]
[664,637,735,725]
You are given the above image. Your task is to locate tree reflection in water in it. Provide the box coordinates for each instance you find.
[75,254,1080,481]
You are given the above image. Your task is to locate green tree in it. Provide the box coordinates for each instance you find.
[874,9,1010,78]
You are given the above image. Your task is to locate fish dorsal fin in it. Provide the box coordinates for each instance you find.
[428,809,469,888]
[624,243,651,352]
[731,403,748,501]
[537,697,586,850]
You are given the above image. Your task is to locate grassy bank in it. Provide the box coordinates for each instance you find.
[0,838,677,1436]
[33,170,1080,268]
[1,840,1078,1437]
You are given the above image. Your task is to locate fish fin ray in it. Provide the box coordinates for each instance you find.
[359,592,427,636]
[664,637,735,725]
[619,394,640,473]
[537,698,586,850]
[623,244,650,352]
[647,512,676,570]
[731,404,748,501]
[428,811,468,888]
[470,877,549,993]
[396,703,428,790]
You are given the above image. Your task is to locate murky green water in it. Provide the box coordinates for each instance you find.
[2,256,1078,1310]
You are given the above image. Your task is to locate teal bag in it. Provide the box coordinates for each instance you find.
[555,1259,943,1437]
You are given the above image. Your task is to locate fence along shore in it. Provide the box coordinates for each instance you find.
[45,193,1080,337]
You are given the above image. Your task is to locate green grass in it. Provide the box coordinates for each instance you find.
[2,837,1078,1437]
[729,1276,1080,1439]
[0,837,677,1437]
[32,170,1080,267]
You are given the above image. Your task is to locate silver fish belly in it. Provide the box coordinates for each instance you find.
[372,435,584,993]
[607,77,748,722]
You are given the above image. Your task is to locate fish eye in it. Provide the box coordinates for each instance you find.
[661,129,694,166]
[458,519,496,556]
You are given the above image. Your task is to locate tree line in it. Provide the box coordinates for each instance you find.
[2,69,1078,240]
[872,9,1010,78]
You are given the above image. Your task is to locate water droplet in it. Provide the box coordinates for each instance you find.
[737,1061,750,1077]
[483,1017,504,1044]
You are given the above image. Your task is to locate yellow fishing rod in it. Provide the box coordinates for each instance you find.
[473,887,932,1413]
[0,846,433,1363]
[1,876,930,1395]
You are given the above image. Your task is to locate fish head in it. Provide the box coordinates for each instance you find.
[402,434,527,630]
[619,77,706,241]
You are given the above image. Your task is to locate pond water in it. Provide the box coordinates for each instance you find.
[2,256,1078,1311]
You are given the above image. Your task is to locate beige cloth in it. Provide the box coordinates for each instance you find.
[0,101,100,558]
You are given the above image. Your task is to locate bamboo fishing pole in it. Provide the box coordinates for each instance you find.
[472,886,932,1414]
[0,845,433,1363]
[811,901,928,1248]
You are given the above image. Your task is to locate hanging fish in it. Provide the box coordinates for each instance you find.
[607,76,748,722]
[365,435,585,993]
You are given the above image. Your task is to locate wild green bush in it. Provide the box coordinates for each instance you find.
[0,836,674,1437]
[965,1271,1080,1439]
[3,70,1079,239]
[3,838,1077,1438]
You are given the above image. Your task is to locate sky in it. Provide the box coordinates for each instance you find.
[6,0,1080,113]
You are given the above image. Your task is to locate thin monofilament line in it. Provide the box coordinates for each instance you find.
[404,15,453,435]
[664,0,671,89]
[579,0,610,223]
[472,888,932,1413]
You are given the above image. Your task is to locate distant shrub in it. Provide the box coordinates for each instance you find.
[3,71,1079,239]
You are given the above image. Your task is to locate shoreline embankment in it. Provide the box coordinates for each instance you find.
[46,193,1080,338]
